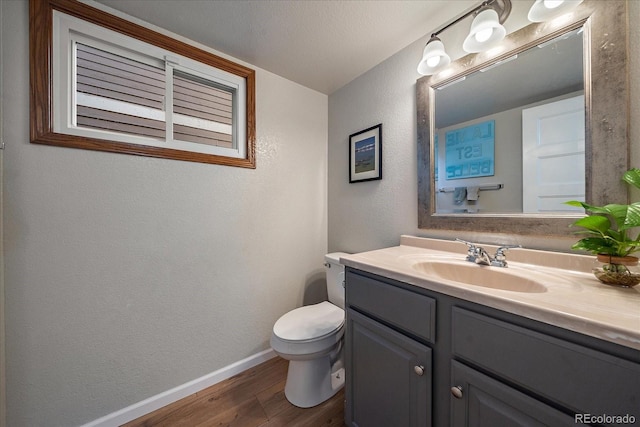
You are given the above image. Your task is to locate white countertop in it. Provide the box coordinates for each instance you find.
[340,236,640,351]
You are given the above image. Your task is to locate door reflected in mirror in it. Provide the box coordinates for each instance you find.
[433,29,584,214]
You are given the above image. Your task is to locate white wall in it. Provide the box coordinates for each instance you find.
[2,2,328,426]
[329,0,640,254]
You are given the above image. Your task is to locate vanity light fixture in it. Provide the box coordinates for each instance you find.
[527,0,584,23]
[462,6,508,53]
[417,36,451,75]
[417,0,512,76]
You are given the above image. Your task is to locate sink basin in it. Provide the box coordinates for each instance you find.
[412,260,547,293]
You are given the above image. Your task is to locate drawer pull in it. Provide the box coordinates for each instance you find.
[414,365,425,376]
[451,386,463,399]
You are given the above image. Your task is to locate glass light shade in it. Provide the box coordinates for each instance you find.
[417,38,451,75]
[474,27,493,43]
[462,9,507,53]
[527,0,584,22]
[544,0,564,8]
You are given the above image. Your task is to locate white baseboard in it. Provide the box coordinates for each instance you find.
[80,348,276,427]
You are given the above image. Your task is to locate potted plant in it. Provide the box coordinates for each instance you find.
[566,168,640,287]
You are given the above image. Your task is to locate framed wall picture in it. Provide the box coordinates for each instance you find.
[349,124,382,183]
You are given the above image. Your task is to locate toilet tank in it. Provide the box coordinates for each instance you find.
[324,252,349,309]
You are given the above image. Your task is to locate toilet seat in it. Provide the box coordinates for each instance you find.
[273,301,344,343]
[271,301,345,358]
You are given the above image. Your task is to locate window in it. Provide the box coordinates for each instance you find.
[31,0,255,168]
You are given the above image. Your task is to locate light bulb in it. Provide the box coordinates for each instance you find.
[463,8,506,53]
[475,28,493,43]
[417,37,450,75]
[426,56,441,68]
[543,0,564,9]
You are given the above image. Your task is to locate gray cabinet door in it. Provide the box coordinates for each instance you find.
[450,361,578,427]
[346,309,432,427]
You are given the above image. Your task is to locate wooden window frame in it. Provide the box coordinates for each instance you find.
[30,0,256,168]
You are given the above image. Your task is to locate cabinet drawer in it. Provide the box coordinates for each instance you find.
[452,307,640,420]
[346,270,435,343]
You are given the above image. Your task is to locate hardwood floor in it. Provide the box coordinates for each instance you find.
[123,356,347,427]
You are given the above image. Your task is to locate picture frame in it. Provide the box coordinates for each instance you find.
[349,123,382,183]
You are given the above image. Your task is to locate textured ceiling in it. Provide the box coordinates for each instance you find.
[94,0,477,94]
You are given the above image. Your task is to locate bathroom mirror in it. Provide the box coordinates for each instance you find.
[434,29,584,215]
[417,0,628,236]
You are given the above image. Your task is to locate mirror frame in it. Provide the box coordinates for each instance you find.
[417,0,628,236]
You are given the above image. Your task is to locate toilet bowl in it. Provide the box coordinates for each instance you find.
[270,252,348,408]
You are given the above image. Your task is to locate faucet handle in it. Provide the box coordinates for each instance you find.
[491,245,522,267]
[495,244,522,255]
[456,238,478,262]
[455,238,476,248]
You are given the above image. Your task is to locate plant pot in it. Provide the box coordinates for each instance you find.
[593,254,640,287]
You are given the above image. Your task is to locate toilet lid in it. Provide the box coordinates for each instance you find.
[273,301,344,342]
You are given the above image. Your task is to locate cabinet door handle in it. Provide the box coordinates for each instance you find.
[414,365,425,376]
[451,386,463,399]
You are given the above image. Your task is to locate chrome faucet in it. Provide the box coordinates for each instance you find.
[456,239,521,268]
[456,238,491,265]
[474,246,494,266]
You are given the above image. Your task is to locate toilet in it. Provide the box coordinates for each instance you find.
[270,252,349,408]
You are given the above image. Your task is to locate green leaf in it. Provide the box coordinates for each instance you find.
[623,202,640,229]
[571,237,618,255]
[622,168,640,190]
[607,229,625,242]
[565,200,586,208]
[571,215,611,234]
[566,201,619,217]
[602,204,629,230]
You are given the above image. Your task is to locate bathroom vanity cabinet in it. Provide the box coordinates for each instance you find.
[344,267,640,427]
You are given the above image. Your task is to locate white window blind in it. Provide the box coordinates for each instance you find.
[172,71,234,148]
[76,43,166,139]
[50,9,251,163]
[74,42,237,150]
